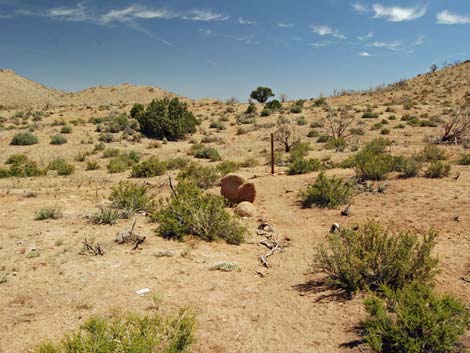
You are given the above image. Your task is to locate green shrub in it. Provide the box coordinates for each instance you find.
[380,128,390,135]
[60,125,72,134]
[307,129,320,138]
[424,161,451,178]
[48,158,74,176]
[399,156,423,178]
[265,99,282,111]
[419,145,448,162]
[177,163,220,189]
[11,132,38,145]
[290,105,302,114]
[166,157,190,170]
[301,171,352,208]
[133,98,198,141]
[216,160,240,176]
[35,309,196,353]
[364,283,470,353]
[192,145,222,161]
[314,221,438,292]
[153,182,244,244]
[288,158,321,175]
[109,181,155,217]
[245,103,257,114]
[325,137,346,152]
[5,154,28,165]
[296,116,307,125]
[35,206,63,220]
[209,120,226,130]
[313,97,327,107]
[131,158,167,178]
[107,153,139,174]
[86,160,100,170]
[362,111,379,119]
[457,153,470,165]
[50,134,67,145]
[260,108,272,117]
[289,142,311,161]
[102,148,120,158]
[91,207,120,225]
[352,138,398,181]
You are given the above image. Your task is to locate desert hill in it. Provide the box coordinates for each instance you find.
[0,69,181,108]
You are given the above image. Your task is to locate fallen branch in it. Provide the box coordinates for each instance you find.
[132,236,146,250]
[80,238,104,256]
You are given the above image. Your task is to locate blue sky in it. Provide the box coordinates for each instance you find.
[1,0,470,101]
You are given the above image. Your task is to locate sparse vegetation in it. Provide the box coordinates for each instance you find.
[153,181,245,244]
[48,158,74,176]
[109,181,155,217]
[50,134,67,145]
[131,158,167,178]
[11,132,38,145]
[301,171,352,208]
[35,206,63,220]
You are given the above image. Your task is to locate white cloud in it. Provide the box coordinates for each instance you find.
[370,40,402,51]
[359,51,371,57]
[183,10,229,22]
[278,23,294,28]
[372,4,426,22]
[238,17,255,25]
[310,25,346,39]
[437,10,470,25]
[351,3,369,13]
[413,35,424,46]
[310,42,328,48]
[358,31,374,41]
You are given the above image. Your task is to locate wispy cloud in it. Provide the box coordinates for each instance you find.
[278,23,294,28]
[238,17,255,25]
[310,42,329,48]
[371,4,426,22]
[351,3,369,13]
[359,51,372,57]
[370,40,402,51]
[437,10,470,25]
[310,25,346,39]
[199,28,258,45]
[357,31,374,41]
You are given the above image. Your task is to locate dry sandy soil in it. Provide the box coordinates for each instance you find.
[0,63,470,353]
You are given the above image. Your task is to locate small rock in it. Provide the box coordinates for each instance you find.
[235,201,256,217]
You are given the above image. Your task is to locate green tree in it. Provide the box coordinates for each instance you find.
[250,87,274,103]
[133,98,198,141]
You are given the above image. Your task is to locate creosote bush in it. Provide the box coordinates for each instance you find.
[314,220,438,292]
[301,171,352,208]
[91,207,120,225]
[50,134,67,145]
[191,144,222,161]
[153,181,245,245]
[35,206,63,220]
[109,181,155,217]
[11,132,38,145]
[364,283,470,353]
[35,309,196,353]
[457,152,470,165]
[177,162,220,189]
[288,158,321,175]
[1,155,45,178]
[353,138,400,181]
[424,160,451,179]
[48,158,74,176]
[132,98,198,141]
[131,158,167,178]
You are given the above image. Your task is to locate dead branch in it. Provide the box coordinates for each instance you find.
[325,106,353,140]
[168,175,178,199]
[80,238,104,256]
[132,236,146,250]
[441,106,470,143]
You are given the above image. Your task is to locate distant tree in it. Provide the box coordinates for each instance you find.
[430,64,438,73]
[250,87,274,104]
[279,93,288,103]
[226,97,239,105]
[132,98,198,141]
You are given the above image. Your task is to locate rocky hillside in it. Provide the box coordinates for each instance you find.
[0,69,180,108]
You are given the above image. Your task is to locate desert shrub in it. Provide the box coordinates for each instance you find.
[166,157,190,170]
[131,158,167,178]
[85,160,100,170]
[216,160,240,176]
[35,309,195,353]
[245,103,257,114]
[5,154,28,165]
[288,158,321,175]
[192,144,222,161]
[314,220,438,292]
[419,145,447,162]
[317,135,330,143]
[11,132,38,145]
[301,171,352,208]
[290,105,302,114]
[153,182,244,244]
[289,142,311,161]
[106,155,134,174]
[48,158,74,176]
[91,207,120,225]
[371,122,383,130]
[237,113,257,125]
[260,108,272,117]
[313,96,327,107]
[125,150,141,163]
[250,86,274,103]
[457,153,470,165]
[399,156,423,178]
[35,206,63,220]
[177,163,219,189]
[352,138,399,181]
[325,137,346,152]
[240,158,259,168]
[60,125,72,134]
[380,128,390,135]
[209,120,226,130]
[0,168,9,178]
[109,181,155,217]
[364,283,470,353]
[310,121,323,128]
[102,148,120,158]
[350,127,365,135]
[265,99,282,111]
[362,111,379,119]
[307,129,320,138]
[132,98,198,141]
[296,116,307,126]
[98,133,115,143]
[50,134,67,145]
[424,161,451,178]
